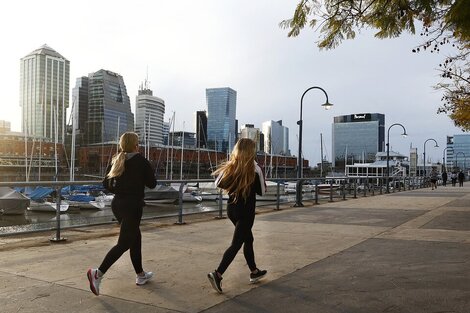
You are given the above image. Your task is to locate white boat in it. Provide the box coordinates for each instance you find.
[28,200,70,213]
[144,185,179,205]
[94,194,114,207]
[66,194,105,210]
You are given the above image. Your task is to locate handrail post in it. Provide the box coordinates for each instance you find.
[275,181,281,210]
[175,182,186,225]
[329,179,334,202]
[50,186,66,242]
[215,188,226,219]
[353,179,357,199]
[342,181,346,200]
[315,181,319,204]
[294,179,304,207]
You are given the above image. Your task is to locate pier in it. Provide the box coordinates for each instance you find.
[0,183,469,312]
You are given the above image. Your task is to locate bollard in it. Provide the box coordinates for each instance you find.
[175,182,186,225]
[50,186,66,242]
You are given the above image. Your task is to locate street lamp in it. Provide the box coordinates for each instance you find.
[295,86,332,207]
[442,147,453,173]
[423,138,439,177]
[386,123,407,193]
[456,151,466,170]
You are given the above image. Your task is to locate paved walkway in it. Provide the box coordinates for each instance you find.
[0,184,469,313]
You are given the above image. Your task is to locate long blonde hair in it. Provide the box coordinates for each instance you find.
[212,138,256,202]
[107,132,139,178]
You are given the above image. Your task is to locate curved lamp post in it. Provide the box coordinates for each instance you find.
[295,86,332,207]
[386,123,407,193]
[456,151,466,170]
[442,147,453,173]
[423,138,439,177]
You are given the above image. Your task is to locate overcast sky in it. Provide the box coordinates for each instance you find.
[0,0,465,165]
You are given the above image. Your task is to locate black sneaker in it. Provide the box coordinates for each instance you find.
[208,271,223,293]
[250,269,267,283]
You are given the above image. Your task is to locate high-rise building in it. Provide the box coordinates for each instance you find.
[0,120,11,133]
[332,113,385,168]
[195,111,208,148]
[206,87,237,152]
[135,81,165,146]
[168,131,196,149]
[71,76,89,145]
[85,70,134,144]
[446,134,470,172]
[240,124,262,151]
[262,120,290,155]
[20,45,70,142]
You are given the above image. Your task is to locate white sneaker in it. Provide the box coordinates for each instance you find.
[136,271,153,285]
[87,268,102,295]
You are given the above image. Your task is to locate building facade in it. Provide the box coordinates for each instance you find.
[20,45,70,143]
[446,134,470,172]
[332,113,385,169]
[71,76,89,146]
[262,120,290,155]
[206,87,237,152]
[135,83,165,146]
[84,70,134,144]
[240,124,263,152]
[195,110,208,148]
[168,131,196,149]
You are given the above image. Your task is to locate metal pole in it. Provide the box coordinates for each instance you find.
[275,181,281,210]
[50,186,66,242]
[329,179,334,202]
[175,182,186,225]
[315,181,319,204]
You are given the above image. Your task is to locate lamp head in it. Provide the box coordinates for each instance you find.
[435,144,439,148]
[322,101,333,110]
[401,132,408,138]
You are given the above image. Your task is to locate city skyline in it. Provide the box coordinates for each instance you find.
[1,0,465,165]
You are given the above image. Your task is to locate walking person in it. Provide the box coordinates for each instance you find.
[430,168,438,190]
[458,170,465,187]
[87,132,157,296]
[207,138,267,293]
[442,171,448,186]
[451,171,457,187]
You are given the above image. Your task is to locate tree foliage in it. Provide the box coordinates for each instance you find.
[280,0,470,131]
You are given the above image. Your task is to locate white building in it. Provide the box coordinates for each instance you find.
[135,82,165,146]
[240,124,262,151]
[262,120,290,155]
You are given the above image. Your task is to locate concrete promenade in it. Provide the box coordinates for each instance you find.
[0,184,469,313]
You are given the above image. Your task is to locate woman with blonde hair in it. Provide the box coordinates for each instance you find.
[87,132,157,296]
[207,138,267,293]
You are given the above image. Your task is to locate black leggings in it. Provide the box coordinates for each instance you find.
[99,196,144,275]
[217,206,257,275]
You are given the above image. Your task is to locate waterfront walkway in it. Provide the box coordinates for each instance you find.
[0,184,469,313]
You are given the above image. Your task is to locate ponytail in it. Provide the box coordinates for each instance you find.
[107,152,126,178]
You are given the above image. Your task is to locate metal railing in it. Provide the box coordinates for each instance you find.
[0,175,428,239]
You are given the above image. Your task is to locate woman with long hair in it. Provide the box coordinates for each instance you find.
[87,132,157,296]
[207,138,267,293]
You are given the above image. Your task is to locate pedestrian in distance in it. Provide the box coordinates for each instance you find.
[207,138,268,294]
[451,171,457,187]
[458,170,465,187]
[87,132,157,296]
[442,171,448,186]
[430,168,438,190]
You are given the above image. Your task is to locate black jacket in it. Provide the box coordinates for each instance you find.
[103,153,157,199]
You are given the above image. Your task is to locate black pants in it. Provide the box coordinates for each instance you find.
[217,205,257,275]
[99,196,144,274]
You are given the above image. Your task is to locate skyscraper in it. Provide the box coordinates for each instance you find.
[195,110,208,148]
[206,87,237,152]
[20,44,70,142]
[262,120,290,155]
[71,76,89,145]
[240,124,262,151]
[85,70,134,144]
[135,82,165,146]
[332,113,385,168]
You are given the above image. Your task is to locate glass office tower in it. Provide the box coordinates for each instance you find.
[206,87,237,152]
[85,70,134,144]
[20,45,70,143]
[446,134,470,172]
[332,113,385,169]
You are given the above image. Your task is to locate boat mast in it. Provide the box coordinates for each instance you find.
[180,121,185,180]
